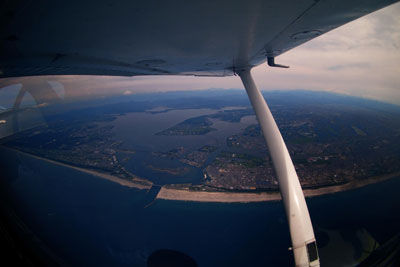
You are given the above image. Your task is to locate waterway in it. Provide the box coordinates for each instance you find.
[111,108,257,185]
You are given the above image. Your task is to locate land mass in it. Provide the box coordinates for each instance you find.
[4,146,400,203]
[2,90,400,202]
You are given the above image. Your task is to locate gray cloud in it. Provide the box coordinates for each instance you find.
[327,62,371,71]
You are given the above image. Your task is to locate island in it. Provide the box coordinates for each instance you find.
[155,116,216,135]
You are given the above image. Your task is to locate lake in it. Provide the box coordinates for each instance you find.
[110,108,257,185]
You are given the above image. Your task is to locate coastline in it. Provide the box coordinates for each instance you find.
[3,146,399,202]
[302,171,400,197]
[156,172,400,203]
[4,147,153,190]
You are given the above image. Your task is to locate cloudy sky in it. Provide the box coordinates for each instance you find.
[107,2,400,104]
[1,2,400,105]
[120,2,400,104]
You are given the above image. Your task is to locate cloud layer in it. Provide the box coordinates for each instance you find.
[251,2,400,104]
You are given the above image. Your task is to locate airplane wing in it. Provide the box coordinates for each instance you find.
[0,0,398,78]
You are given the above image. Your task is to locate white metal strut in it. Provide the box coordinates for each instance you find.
[239,69,320,267]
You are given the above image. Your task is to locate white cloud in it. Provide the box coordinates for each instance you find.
[251,2,400,104]
[123,90,133,95]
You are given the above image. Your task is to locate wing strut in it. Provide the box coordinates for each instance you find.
[238,69,320,267]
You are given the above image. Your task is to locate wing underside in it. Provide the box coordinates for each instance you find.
[0,0,398,78]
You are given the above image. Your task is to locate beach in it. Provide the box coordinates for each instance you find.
[156,172,400,203]
[157,187,282,202]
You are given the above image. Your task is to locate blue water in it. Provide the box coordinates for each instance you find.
[1,147,400,266]
[112,108,257,152]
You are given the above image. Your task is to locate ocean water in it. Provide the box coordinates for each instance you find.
[1,147,400,266]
